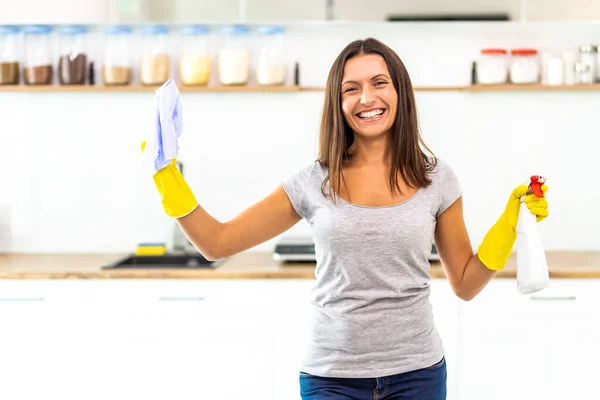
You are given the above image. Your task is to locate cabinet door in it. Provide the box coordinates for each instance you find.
[271,280,315,400]
[429,279,460,400]
[0,280,95,400]
[458,279,600,400]
[82,279,277,400]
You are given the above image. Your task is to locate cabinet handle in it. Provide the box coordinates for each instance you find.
[0,297,45,302]
[530,295,577,301]
[158,296,206,302]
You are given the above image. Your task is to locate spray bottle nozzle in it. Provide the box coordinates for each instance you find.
[527,175,546,198]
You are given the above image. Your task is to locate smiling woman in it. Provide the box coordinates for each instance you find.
[145,36,550,400]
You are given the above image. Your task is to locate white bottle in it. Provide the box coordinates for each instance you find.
[546,55,565,86]
[516,176,549,294]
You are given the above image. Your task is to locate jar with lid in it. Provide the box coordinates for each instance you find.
[58,25,88,85]
[218,25,250,86]
[103,26,133,86]
[574,62,594,84]
[510,49,540,84]
[256,26,287,86]
[579,44,598,83]
[476,48,508,84]
[179,25,210,86]
[140,25,170,86]
[22,25,53,85]
[0,26,20,85]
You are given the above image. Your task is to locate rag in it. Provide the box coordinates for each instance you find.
[142,79,183,174]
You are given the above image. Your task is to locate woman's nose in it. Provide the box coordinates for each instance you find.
[360,86,375,105]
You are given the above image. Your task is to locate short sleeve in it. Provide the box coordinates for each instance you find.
[281,163,316,220]
[435,159,463,217]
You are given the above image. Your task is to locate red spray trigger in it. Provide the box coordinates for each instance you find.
[529,175,545,198]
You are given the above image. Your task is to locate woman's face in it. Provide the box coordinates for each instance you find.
[341,53,398,140]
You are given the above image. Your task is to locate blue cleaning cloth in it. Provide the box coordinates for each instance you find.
[143,79,183,174]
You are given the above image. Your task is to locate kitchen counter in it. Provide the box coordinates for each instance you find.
[0,251,599,279]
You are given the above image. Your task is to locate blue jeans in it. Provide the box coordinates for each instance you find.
[299,357,447,400]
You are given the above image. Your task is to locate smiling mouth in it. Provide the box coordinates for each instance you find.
[356,108,386,121]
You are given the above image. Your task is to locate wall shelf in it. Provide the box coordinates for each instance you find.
[464,84,600,91]
[0,84,599,92]
[0,84,308,93]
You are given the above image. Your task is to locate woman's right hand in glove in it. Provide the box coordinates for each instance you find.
[141,141,198,218]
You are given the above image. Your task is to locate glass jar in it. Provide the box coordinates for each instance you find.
[574,62,594,84]
[0,25,20,85]
[103,25,133,86]
[510,49,540,84]
[476,48,508,84]
[256,26,287,86]
[179,25,210,86]
[579,44,598,84]
[22,25,53,85]
[140,25,170,86]
[218,25,250,86]
[58,25,88,85]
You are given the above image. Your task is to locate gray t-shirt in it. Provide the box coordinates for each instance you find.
[281,158,462,378]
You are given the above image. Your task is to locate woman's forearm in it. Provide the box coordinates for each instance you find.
[177,186,301,261]
[176,205,224,261]
[454,254,497,301]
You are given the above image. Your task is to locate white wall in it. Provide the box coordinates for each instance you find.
[4,0,600,24]
[175,0,600,22]
[1,21,599,254]
[0,0,111,24]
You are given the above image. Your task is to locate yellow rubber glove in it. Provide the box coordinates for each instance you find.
[141,141,198,218]
[477,184,549,271]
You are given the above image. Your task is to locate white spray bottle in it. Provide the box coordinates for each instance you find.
[516,175,550,294]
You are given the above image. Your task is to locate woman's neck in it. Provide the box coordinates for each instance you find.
[348,131,393,168]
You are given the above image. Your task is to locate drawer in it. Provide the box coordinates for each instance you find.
[460,279,600,316]
[0,279,86,303]
[78,279,288,310]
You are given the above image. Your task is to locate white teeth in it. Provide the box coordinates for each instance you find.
[358,109,384,118]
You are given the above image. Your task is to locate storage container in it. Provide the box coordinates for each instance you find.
[179,25,210,86]
[0,25,20,85]
[256,26,287,86]
[58,25,88,85]
[218,25,250,85]
[510,49,540,84]
[140,25,170,86]
[103,25,133,85]
[476,48,508,84]
[22,25,53,85]
[579,44,598,84]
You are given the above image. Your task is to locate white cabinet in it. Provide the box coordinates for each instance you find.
[6,277,551,400]
[0,278,461,400]
[82,279,281,400]
[430,279,460,400]
[0,279,282,400]
[0,280,95,400]
[270,280,314,400]
[458,279,600,400]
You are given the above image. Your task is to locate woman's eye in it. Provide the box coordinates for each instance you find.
[375,81,387,86]
[343,87,357,93]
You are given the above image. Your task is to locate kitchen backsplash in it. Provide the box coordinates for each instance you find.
[1,21,599,254]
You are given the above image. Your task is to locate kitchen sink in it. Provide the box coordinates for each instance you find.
[102,253,224,269]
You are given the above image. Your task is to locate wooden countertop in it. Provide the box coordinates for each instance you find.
[0,251,599,280]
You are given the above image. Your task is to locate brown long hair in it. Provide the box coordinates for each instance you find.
[318,37,437,203]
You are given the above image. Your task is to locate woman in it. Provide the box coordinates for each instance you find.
[145,38,549,399]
